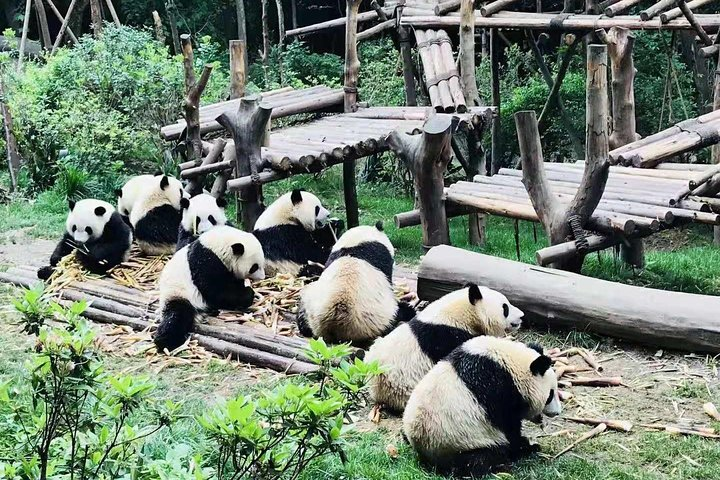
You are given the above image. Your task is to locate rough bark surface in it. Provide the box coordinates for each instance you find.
[229,40,247,100]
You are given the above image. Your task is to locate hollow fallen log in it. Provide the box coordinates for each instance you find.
[417,245,720,353]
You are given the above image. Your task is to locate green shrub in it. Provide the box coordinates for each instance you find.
[359,38,406,107]
[249,40,343,90]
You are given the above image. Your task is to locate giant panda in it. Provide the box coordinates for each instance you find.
[37,199,133,280]
[366,285,524,412]
[153,225,266,352]
[116,174,157,226]
[403,336,562,477]
[176,193,228,251]
[295,222,416,345]
[252,189,340,277]
[130,175,185,255]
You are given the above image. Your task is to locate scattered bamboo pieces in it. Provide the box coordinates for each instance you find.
[566,376,624,387]
[565,416,633,432]
[704,402,720,422]
[640,423,720,439]
[553,423,607,459]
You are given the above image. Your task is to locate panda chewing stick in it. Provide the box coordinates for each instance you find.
[130,175,185,255]
[176,193,228,251]
[116,174,160,227]
[253,189,342,277]
[366,285,524,412]
[37,199,133,280]
[153,225,266,352]
[295,222,416,345]
[403,337,562,477]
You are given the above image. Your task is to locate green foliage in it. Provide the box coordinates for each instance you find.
[199,338,381,480]
[1,289,176,479]
[359,38,406,108]
[249,40,343,90]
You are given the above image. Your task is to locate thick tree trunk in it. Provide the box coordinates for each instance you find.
[166,1,181,55]
[236,0,247,45]
[89,0,103,37]
[217,97,272,230]
[398,26,417,106]
[33,0,52,50]
[343,0,362,228]
[262,0,270,86]
[152,11,165,44]
[388,116,454,249]
[490,29,502,174]
[229,40,247,100]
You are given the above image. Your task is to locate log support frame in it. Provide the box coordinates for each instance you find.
[343,0,362,228]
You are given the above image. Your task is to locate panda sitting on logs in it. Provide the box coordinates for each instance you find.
[295,222,416,345]
[403,337,562,477]
[253,189,342,277]
[176,193,229,251]
[153,225,266,352]
[37,199,133,280]
[366,285,524,412]
[116,174,159,227]
[130,175,185,256]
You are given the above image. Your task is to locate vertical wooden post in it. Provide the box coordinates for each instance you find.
[398,26,417,106]
[0,79,21,191]
[490,28,502,175]
[388,116,454,249]
[152,11,166,44]
[713,51,720,245]
[17,0,32,71]
[343,0,362,228]
[33,0,52,50]
[290,0,298,29]
[90,0,103,37]
[217,97,272,231]
[104,0,121,26]
[236,0,247,46]
[46,0,79,50]
[261,0,270,86]
[166,0,181,55]
[275,0,285,85]
[230,40,247,100]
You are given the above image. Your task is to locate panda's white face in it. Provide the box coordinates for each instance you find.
[181,194,228,235]
[541,368,563,418]
[199,226,266,281]
[476,287,524,334]
[66,199,114,244]
[290,190,330,231]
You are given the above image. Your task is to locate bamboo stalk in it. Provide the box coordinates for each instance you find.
[565,416,633,432]
[553,424,607,459]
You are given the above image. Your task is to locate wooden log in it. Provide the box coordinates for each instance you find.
[639,0,675,21]
[47,0,78,52]
[490,29,501,174]
[33,0,52,50]
[661,0,714,32]
[0,78,21,191]
[229,40,247,100]
[481,0,520,17]
[194,323,310,361]
[603,0,642,17]
[358,19,395,41]
[105,0,121,26]
[393,203,477,228]
[689,163,720,189]
[398,26,418,106]
[437,30,467,113]
[417,246,720,353]
[89,0,102,37]
[388,115,455,248]
[415,30,443,112]
[17,0,32,70]
[436,0,461,15]
[152,10,165,44]
[426,30,455,113]
[370,0,387,21]
[344,0,362,113]
[217,96,271,231]
[286,9,391,37]
[183,139,227,195]
[535,234,621,266]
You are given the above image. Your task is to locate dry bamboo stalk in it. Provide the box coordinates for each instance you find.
[704,402,720,422]
[565,416,633,432]
[553,424,607,459]
[567,376,624,387]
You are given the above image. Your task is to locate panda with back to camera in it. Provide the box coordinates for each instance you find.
[403,336,562,477]
[176,193,228,251]
[37,199,133,280]
[295,222,416,345]
[116,174,158,226]
[366,284,524,412]
[252,189,342,277]
[130,175,185,255]
[153,225,266,352]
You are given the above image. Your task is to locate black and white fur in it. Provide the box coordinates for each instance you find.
[253,189,338,277]
[403,337,562,477]
[130,175,185,255]
[153,225,266,352]
[295,223,415,345]
[176,194,228,251]
[366,285,524,412]
[116,174,158,226]
[37,199,132,280]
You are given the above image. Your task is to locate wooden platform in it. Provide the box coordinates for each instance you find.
[414,29,466,113]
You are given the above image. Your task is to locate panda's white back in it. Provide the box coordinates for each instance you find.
[118,175,156,217]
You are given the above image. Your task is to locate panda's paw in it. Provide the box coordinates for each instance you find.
[298,263,325,279]
[37,266,55,281]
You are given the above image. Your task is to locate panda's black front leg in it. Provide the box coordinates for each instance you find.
[38,234,75,280]
[210,281,255,311]
[82,240,128,274]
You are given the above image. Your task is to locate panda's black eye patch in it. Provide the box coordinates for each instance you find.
[249,264,259,274]
[208,215,217,225]
[546,389,554,405]
[503,303,509,317]
[315,206,320,216]
[85,227,93,235]
[72,225,77,232]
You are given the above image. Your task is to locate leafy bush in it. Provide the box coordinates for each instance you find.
[359,38,407,108]
[249,40,343,90]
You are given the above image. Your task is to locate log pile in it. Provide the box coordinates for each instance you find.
[414,29,467,113]
[416,245,720,353]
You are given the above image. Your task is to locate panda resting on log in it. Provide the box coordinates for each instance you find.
[115,174,160,227]
[176,193,229,251]
[37,199,133,280]
[366,284,525,412]
[129,175,185,256]
[403,337,562,477]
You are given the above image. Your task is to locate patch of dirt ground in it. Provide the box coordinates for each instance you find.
[0,228,55,269]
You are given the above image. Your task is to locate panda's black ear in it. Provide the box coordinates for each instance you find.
[231,243,245,256]
[115,188,123,198]
[468,284,482,305]
[375,221,384,231]
[291,189,303,205]
[160,175,170,190]
[527,343,544,355]
[216,197,227,208]
[94,206,106,217]
[68,199,76,211]
[153,170,163,176]
[530,355,552,376]
[180,197,190,210]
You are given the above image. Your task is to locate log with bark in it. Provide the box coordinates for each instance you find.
[416,245,720,353]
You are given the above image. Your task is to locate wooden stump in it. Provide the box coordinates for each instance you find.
[388,115,455,249]
[217,96,272,231]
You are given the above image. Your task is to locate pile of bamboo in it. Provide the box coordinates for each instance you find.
[414,29,467,113]
[179,106,495,190]
[610,110,720,168]
[160,86,344,141]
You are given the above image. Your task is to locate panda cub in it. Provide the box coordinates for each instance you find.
[130,175,185,255]
[37,199,133,280]
[253,189,339,277]
[366,285,524,412]
[154,225,265,352]
[403,337,562,477]
[295,222,416,345]
[116,174,158,226]
[177,193,228,251]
